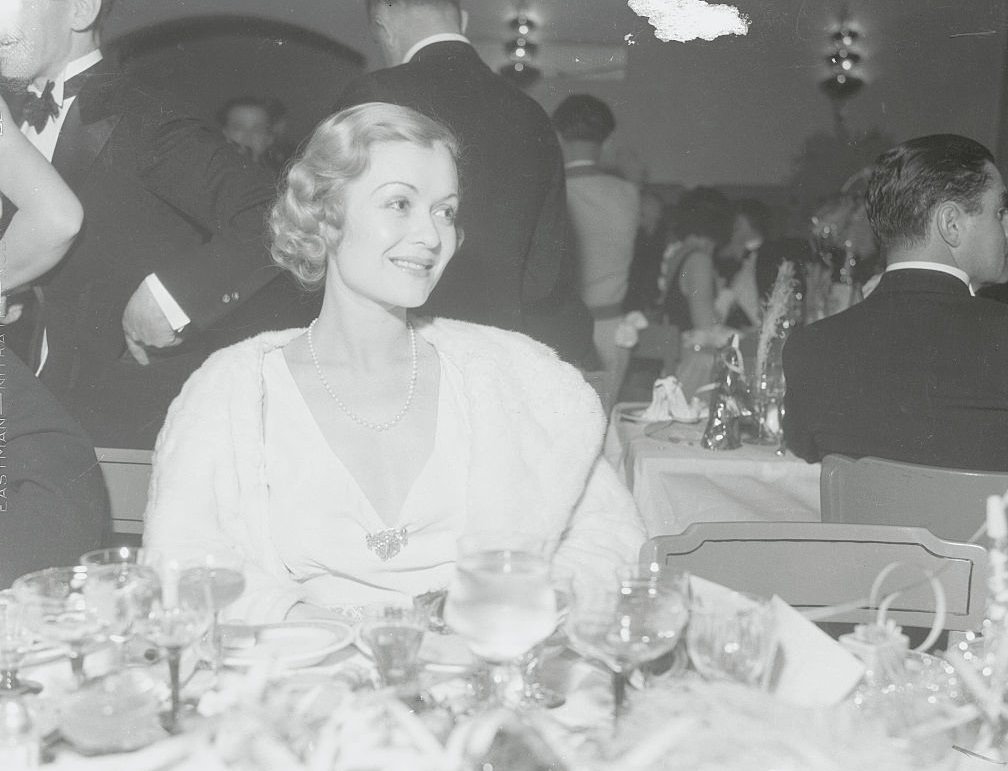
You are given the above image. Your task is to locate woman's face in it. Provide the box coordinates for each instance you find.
[329,140,460,309]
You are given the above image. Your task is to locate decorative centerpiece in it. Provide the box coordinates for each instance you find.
[748,261,799,445]
[700,335,752,450]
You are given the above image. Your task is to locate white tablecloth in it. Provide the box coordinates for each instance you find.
[604,403,821,536]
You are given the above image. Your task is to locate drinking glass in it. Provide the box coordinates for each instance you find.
[686,593,776,687]
[79,546,162,569]
[359,604,427,689]
[176,552,246,675]
[12,566,112,688]
[521,568,575,708]
[443,534,557,706]
[747,366,786,445]
[567,564,689,728]
[82,563,161,671]
[0,592,41,695]
[139,593,212,733]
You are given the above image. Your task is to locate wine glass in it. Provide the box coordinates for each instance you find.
[686,592,776,687]
[567,564,690,729]
[443,534,557,707]
[82,563,161,671]
[139,591,212,733]
[176,552,246,676]
[0,592,41,695]
[521,567,575,708]
[79,546,162,569]
[359,603,427,689]
[12,566,112,689]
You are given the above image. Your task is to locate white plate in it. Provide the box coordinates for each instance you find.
[222,621,355,669]
[620,406,702,425]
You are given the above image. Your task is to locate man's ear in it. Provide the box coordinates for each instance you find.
[69,0,102,33]
[935,201,963,248]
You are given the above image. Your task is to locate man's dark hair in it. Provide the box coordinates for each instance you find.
[551,95,616,144]
[865,134,995,251]
[672,187,733,244]
[88,0,117,34]
[733,198,773,239]
[217,96,271,127]
[365,0,462,23]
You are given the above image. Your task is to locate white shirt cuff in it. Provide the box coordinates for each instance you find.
[144,274,191,332]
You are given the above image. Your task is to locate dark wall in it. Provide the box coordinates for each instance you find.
[110,16,365,149]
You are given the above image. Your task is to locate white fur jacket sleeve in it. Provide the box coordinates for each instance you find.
[144,319,646,622]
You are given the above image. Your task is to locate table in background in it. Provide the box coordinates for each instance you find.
[604,403,821,537]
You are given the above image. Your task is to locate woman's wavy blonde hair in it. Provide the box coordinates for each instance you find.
[269,102,461,290]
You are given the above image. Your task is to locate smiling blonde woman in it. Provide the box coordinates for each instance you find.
[143,103,645,622]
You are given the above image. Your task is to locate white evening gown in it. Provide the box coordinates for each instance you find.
[262,347,470,610]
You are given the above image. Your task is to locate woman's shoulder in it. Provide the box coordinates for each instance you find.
[176,329,304,399]
[421,318,603,422]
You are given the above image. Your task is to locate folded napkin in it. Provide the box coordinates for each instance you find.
[639,376,707,422]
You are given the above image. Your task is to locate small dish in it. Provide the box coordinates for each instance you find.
[222,621,354,669]
[621,406,703,425]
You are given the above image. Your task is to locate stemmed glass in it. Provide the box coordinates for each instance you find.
[359,604,427,690]
[13,566,113,688]
[0,591,41,695]
[82,563,161,672]
[443,534,557,707]
[567,564,690,729]
[176,552,246,676]
[520,568,574,708]
[686,592,776,687]
[139,582,212,733]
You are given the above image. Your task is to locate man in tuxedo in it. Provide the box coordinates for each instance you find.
[783,134,1008,471]
[2,351,109,588]
[335,0,592,364]
[0,0,282,449]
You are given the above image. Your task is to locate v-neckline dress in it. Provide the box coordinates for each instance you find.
[262,347,470,610]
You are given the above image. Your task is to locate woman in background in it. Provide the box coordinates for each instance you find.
[144,103,644,623]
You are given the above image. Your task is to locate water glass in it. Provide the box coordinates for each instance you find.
[79,546,162,569]
[567,564,690,727]
[359,604,426,689]
[686,594,776,687]
[82,564,161,671]
[12,567,112,688]
[0,593,40,696]
[444,534,556,706]
[176,552,246,675]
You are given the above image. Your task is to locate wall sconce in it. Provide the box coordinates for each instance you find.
[499,12,542,88]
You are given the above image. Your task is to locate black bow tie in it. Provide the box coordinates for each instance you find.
[21,72,87,132]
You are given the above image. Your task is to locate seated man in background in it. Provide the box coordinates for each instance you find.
[783,134,1008,471]
[2,352,109,588]
[219,96,277,170]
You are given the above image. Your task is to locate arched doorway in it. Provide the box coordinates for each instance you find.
[109,16,365,147]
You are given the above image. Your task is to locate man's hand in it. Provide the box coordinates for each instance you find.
[122,282,183,365]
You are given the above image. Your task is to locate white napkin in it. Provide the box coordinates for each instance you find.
[639,375,706,422]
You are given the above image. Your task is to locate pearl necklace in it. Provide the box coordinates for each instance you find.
[306,319,418,432]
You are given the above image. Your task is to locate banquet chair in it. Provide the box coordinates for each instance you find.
[643,521,986,632]
[95,447,153,540]
[821,454,1008,542]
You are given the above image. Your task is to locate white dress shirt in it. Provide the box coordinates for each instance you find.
[22,50,190,374]
[885,261,975,296]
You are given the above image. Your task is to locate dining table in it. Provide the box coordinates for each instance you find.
[22,601,980,771]
[603,402,822,537]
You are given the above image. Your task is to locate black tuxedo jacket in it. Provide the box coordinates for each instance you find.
[25,59,280,448]
[3,351,109,588]
[336,42,592,363]
[783,269,1008,471]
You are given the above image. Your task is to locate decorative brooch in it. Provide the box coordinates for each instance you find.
[366,527,409,561]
